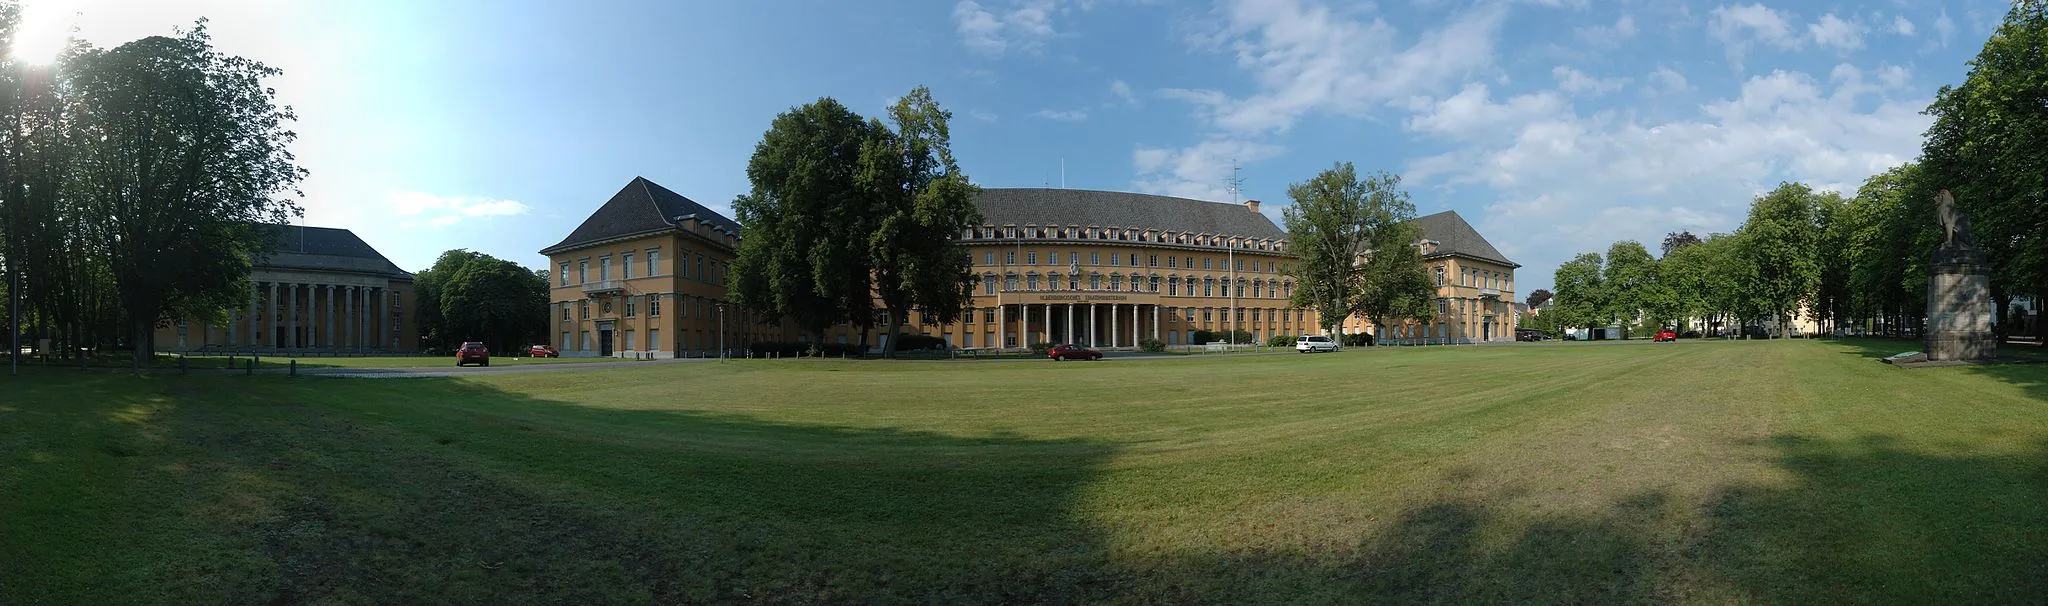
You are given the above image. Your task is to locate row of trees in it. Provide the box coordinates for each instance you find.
[0,18,304,368]
[1541,2,2047,341]
[1281,162,1437,341]
[414,250,549,354]
[728,86,980,356]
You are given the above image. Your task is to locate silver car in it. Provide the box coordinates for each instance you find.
[1295,335,1338,353]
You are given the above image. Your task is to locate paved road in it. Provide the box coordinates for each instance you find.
[300,358,707,378]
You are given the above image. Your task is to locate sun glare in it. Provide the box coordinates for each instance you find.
[9,0,74,66]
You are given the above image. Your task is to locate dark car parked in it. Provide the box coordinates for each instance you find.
[456,342,490,367]
[1047,344,1102,361]
[528,345,559,358]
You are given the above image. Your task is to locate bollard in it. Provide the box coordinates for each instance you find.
[249,356,258,375]
[179,356,188,375]
[289,360,297,376]
[229,355,236,368]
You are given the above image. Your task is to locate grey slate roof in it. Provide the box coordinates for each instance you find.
[1414,210,1517,268]
[974,188,1286,241]
[541,177,739,254]
[257,225,412,279]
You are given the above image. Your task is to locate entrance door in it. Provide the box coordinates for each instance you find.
[1482,322,1491,341]
[599,329,614,357]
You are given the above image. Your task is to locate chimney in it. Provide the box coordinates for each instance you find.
[1244,199,1261,213]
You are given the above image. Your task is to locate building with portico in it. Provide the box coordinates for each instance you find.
[156,225,417,353]
[1344,211,1520,344]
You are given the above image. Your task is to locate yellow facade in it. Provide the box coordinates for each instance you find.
[545,222,789,357]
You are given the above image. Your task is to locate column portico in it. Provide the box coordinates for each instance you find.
[1132,304,1139,346]
[287,283,298,349]
[1087,304,1096,347]
[1110,303,1119,349]
[1065,304,1074,344]
[1043,304,1051,345]
[996,303,1006,350]
[1152,305,1160,341]
[266,282,279,349]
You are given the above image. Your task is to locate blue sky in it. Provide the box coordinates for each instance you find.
[45,0,2010,293]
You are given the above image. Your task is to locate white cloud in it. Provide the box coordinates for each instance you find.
[1109,79,1138,106]
[1934,9,1955,48]
[1130,139,1284,202]
[1573,14,1637,48]
[1171,0,1509,134]
[1646,67,1690,95]
[388,192,531,229]
[952,0,1071,57]
[1033,108,1089,121]
[1709,3,1801,70]
[968,108,1000,122]
[1891,15,1916,36]
[1552,66,1628,96]
[1405,66,1928,292]
[1808,14,1865,52]
[1404,83,1569,141]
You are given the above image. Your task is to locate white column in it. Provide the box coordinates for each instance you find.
[324,285,336,348]
[1152,305,1160,340]
[1043,304,1051,345]
[1065,304,1074,344]
[346,286,358,350]
[266,282,279,349]
[1111,303,1119,348]
[286,284,298,350]
[1132,303,1140,345]
[379,287,391,350]
[1087,304,1096,347]
[1021,303,1030,348]
[996,304,1006,350]
[358,286,368,351]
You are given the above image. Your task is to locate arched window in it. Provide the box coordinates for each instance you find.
[983,273,996,295]
[1149,276,1161,292]
[1004,273,1018,291]
[1110,274,1123,290]
[1026,274,1039,290]
[1204,278,1215,297]
[1168,277,1180,295]
[1089,274,1101,290]
[1069,274,1080,290]
[1045,273,1060,291]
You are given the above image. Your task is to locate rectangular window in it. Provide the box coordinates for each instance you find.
[963,332,973,347]
[984,308,996,323]
[985,252,995,266]
[559,263,569,286]
[561,304,570,321]
[581,330,592,351]
[624,329,636,351]
[579,301,589,319]
[1027,251,1037,265]
[1236,309,1245,323]
[1203,308,1213,322]
[649,296,662,317]
[578,261,588,284]
[648,250,659,275]
[1149,255,1158,267]
[1069,252,1078,265]
[1027,275,1039,290]
[1006,251,1017,265]
[1005,275,1017,291]
[1109,254,1119,266]
[1090,275,1101,290]
[1131,254,1139,266]
[600,256,611,280]
[1091,252,1100,265]
[1203,258,1212,269]
[1168,256,1177,268]
[625,296,637,317]
[622,253,633,279]
[649,329,660,352]
[1235,259,1244,271]
[984,277,996,295]
[697,255,706,281]
[561,331,570,350]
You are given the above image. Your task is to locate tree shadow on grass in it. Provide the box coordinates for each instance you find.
[7,374,2048,603]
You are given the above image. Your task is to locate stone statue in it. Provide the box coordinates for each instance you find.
[1936,189,1975,249]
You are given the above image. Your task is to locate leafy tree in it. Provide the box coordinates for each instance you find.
[1847,164,1937,336]
[1735,183,1821,338]
[859,86,980,357]
[1661,231,1703,257]
[1551,253,1605,332]
[63,25,304,368]
[1282,162,1426,340]
[435,255,548,353]
[412,249,487,350]
[1922,0,2048,342]
[1810,192,1854,334]
[1602,241,1657,336]
[731,98,879,346]
[1524,288,1553,309]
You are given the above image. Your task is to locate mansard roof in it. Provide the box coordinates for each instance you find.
[1415,210,1518,268]
[542,177,738,255]
[973,188,1286,241]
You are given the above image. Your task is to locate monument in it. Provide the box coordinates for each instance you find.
[1925,189,1995,361]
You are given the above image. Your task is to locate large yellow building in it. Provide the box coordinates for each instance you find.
[157,225,419,353]
[543,178,1517,356]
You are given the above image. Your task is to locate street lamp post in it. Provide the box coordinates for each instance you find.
[718,303,727,362]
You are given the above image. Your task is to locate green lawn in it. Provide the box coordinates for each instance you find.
[3,339,2046,603]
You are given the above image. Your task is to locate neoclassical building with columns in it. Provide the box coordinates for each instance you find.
[155,225,418,353]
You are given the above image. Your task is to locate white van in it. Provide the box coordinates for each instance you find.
[1295,335,1338,353]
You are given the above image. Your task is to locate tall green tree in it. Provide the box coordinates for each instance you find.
[730,98,878,346]
[1524,288,1553,309]
[435,254,547,353]
[412,249,487,350]
[1551,253,1605,332]
[1602,240,1657,335]
[1809,192,1854,334]
[859,86,981,357]
[1735,183,1821,338]
[1922,0,2048,341]
[1282,162,1424,341]
[64,25,304,368]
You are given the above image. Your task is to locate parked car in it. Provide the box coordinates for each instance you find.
[528,345,559,358]
[1047,344,1102,361]
[1653,330,1678,342]
[1680,330,1701,339]
[456,342,490,366]
[1295,334,1338,353]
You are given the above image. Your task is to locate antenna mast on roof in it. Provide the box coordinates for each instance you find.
[1060,158,1066,189]
[1224,158,1246,204]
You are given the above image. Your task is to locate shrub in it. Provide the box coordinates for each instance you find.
[1341,333,1374,347]
[1266,334,1294,347]
[1139,338,1165,352]
[1028,342,1052,356]
[891,334,947,351]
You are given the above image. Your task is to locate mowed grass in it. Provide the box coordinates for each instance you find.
[3,340,2046,603]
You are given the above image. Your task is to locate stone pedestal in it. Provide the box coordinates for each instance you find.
[1925,246,1995,361]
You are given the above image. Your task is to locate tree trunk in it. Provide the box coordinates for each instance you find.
[130,317,150,373]
[883,313,904,358]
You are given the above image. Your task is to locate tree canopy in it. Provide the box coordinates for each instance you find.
[1282,162,1430,340]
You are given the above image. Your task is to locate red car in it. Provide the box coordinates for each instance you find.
[528,345,559,358]
[1653,330,1678,342]
[1048,344,1102,361]
[456,342,490,366]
